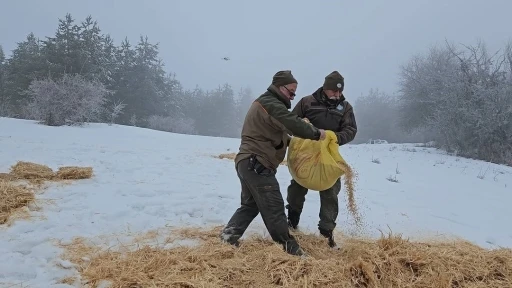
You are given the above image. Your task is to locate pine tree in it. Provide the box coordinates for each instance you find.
[41,13,82,77]
[234,86,254,136]
[3,33,46,115]
[0,45,7,115]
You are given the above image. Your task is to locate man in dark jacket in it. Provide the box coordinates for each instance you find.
[220,70,326,256]
[285,71,357,249]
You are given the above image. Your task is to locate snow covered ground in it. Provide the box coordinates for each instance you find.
[1,116,511,287]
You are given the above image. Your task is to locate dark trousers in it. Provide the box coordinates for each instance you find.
[286,178,342,231]
[221,157,302,255]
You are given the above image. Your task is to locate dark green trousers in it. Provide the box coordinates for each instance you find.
[221,157,302,255]
[286,178,342,231]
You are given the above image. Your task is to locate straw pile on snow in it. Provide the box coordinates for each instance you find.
[61,226,512,288]
[8,161,93,182]
[0,179,34,224]
[0,161,93,224]
[56,166,93,180]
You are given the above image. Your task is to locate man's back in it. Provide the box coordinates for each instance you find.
[236,90,290,170]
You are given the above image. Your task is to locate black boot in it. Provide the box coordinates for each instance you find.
[286,204,300,229]
[319,228,338,249]
[220,231,240,247]
[283,234,306,257]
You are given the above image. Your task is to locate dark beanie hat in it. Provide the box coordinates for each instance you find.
[323,71,344,91]
[272,70,298,87]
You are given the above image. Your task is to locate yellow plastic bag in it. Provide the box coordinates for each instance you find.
[287,130,348,191]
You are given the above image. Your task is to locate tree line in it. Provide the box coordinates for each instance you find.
[0,13,254,138]
[352,40,512,165]
[0,14,510,165]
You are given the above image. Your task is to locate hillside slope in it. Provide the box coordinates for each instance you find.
[1,117,511,287]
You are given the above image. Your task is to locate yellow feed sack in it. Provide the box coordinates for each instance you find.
[287,130,347,191]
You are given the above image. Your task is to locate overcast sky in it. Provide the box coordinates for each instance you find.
[1,0,511,102]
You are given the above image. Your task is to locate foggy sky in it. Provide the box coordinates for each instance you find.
[1,0,511,102]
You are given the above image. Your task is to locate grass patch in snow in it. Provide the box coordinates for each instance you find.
[60,226,512,288]
[0,161,93,225]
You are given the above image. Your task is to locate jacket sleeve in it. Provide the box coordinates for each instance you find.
[336,103,357,145]
[265,101,320,141]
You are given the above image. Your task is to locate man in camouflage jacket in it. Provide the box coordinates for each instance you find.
[286,71,357,249]
[220,70,326,257]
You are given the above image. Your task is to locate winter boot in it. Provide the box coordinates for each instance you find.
[220,232,240,247]
[319,228,339,249]
[286,204,300,229]
[283,235,306,257]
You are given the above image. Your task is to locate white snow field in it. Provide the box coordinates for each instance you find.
[1,116,512,287]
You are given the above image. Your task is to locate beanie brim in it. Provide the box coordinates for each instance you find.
[323,82,343,91]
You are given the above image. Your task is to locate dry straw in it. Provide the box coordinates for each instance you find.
[338,161,361,228]
[56,166,93,180]
[61,226,512,288]
[0,179,34,224]
[0,161,93,224]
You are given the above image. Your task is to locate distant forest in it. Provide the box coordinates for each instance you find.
[0,14,510,165]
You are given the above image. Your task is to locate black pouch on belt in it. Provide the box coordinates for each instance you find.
[248,154,274,176]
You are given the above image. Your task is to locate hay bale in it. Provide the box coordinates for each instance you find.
[10,161,55,180]
[0,172,15,181]
[0,161,94,225]
[61,227,512,288]
[216,153,237,160]
[56,166,93,180]
[0,179,34,224]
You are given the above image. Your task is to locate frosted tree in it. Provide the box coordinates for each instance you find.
[26,73,109,126]
[398,39,512,164]
[147,115,196,135]
[353,88,424,143]
[107,99,126,125]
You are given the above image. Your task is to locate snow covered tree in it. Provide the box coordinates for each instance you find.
[147,115,196,135]
[398,40,512,165]
[106,99,126,125]
[1,12,253,138]
[25,74,109,126]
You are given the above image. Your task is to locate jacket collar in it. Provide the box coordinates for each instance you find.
[267,84,292,109]
[312,86,345,108]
